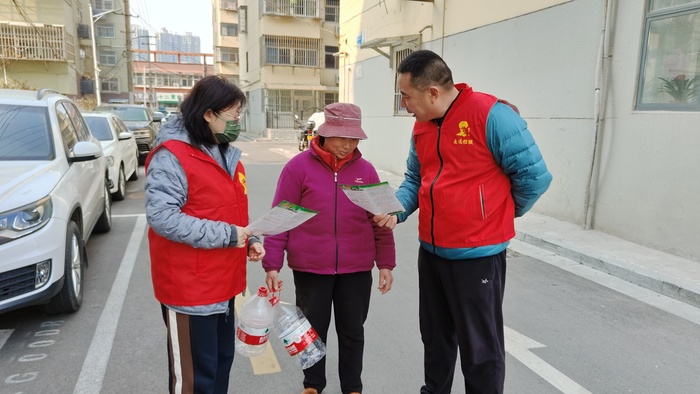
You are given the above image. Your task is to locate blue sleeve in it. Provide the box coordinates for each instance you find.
[486,102,553,217]
[395,137,420,223]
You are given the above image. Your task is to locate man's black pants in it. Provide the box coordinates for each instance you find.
[418,248,506,394]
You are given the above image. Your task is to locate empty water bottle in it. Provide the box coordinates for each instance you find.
[235,286,274,357]
[269,296,326,369]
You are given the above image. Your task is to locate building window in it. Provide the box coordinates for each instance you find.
[0,23,66,62]
[94,0,115,12]
[637,1,700,110]
[324,92,338,106]
[220,0,237,10]
[101,77,119,92]
[262,36,320,67]
[221,23,239,37]
[96,25,115,38]
[394,48,413,115]
[219,47,239,62]
[262,0,318,17]
[99,50,117,65]
[325,45,338,69]
[239,6,248,33]
[325,0,339,23]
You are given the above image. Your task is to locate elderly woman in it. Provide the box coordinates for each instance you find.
[263,103,396,394]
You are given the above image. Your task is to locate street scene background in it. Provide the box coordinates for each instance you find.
[1,138,699,394]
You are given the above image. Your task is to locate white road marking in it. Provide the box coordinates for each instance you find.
[73,216,147,394]
[505,326,591,393]
[0,329,13,351]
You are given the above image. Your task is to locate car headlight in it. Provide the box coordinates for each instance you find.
[0,197,53,245]
[106,155,114,167]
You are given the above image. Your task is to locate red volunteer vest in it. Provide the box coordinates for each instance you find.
[413,83,515,248]
[146,140,248,305]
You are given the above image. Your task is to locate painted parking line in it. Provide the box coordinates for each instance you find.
[0,329,12,352]
[73,215,147,394]
[233,287,281,375]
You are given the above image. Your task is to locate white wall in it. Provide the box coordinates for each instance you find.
[351,0,700,261]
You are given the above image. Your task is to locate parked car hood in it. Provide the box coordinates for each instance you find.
[0,161,62,212]
[124,121,151,130]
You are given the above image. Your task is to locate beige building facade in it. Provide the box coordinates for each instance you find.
[341,0,700,262]
[0,0,129,103]
[228,0,340,134]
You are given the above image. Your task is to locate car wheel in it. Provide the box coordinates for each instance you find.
[39,221,84,314]
[94,181,112,233]
[113,166,126,201]
[129,148,140,180]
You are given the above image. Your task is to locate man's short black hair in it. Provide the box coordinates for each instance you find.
[397,50,454,91]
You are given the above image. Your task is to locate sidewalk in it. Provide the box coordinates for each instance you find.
[264,144,700,310]
[377,170,700,309]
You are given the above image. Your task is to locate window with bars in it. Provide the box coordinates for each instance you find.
[221,23,239,37]
[394,48,413,115]
[239,6,248,33]
[99,50,117,65]
[324,92,338,106]
[262,36,320,67]
[636,0,700,110]
[0,23,66,62]
[219,47,239,62]
[101,78,119,92]
[325,0,339,22]
[261,0,318,17]
[325,45,338,68]
[264,89,293,112]
[220,0,237,10]
[94,0,115,12]
[96,25,115,38]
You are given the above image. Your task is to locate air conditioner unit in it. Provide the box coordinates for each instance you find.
[335,25,340,35]
[335,74,340,84]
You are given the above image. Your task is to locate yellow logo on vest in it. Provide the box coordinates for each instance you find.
[238,172,247,194]
[454,120,473,145]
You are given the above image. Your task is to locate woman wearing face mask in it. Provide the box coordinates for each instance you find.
[144,75,265,394]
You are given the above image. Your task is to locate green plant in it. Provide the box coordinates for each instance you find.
[658,74,699,102]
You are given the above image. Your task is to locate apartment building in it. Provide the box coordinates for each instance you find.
[219,0,340,134]
[0,0,128,101]
[341,0,700,262]
[157,28,201,64]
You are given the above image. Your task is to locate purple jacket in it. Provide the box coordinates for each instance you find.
[262,148,396,275]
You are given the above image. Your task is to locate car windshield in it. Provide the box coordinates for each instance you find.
[84,117,113,141]
[0,105,53,160]
[98,106,149,122]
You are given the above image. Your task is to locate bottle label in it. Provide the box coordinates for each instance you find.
[236,323,270,345]
[280,319,318,356]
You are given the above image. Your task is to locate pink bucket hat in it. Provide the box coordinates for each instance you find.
[317,103,367,140]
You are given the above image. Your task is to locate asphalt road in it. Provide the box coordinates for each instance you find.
[1,138,699,394]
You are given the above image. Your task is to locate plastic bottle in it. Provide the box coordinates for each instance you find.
[235,286,274,357]
[269,295,326,369]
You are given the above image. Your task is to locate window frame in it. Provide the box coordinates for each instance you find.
[636,1,700,111]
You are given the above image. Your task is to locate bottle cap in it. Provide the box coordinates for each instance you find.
[269,295,279,306]
[257,286,268,297]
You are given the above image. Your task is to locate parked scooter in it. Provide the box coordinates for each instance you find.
[298,118,316,151]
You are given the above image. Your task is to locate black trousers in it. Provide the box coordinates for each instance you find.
[418,248,506,394]
[293,270,373,394]
[161,298,236,394]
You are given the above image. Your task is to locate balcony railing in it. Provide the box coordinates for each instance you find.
[261,0,318,18]
[0,22,70,62]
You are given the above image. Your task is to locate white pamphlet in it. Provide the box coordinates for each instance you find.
[340,182,405,215]
[246,201,318,236]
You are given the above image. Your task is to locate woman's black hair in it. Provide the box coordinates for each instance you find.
[179,75,246,146]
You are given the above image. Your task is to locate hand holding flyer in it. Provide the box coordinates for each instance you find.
[340,182,405,215]
[247,201,318,236]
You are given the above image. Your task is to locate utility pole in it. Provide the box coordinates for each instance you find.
[124,0,134,103]
[149,36,155,108]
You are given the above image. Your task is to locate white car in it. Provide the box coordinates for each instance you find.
[83,112,139,200]
[0,88,112,315]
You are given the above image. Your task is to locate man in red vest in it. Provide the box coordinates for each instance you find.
[375,50,552,393]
